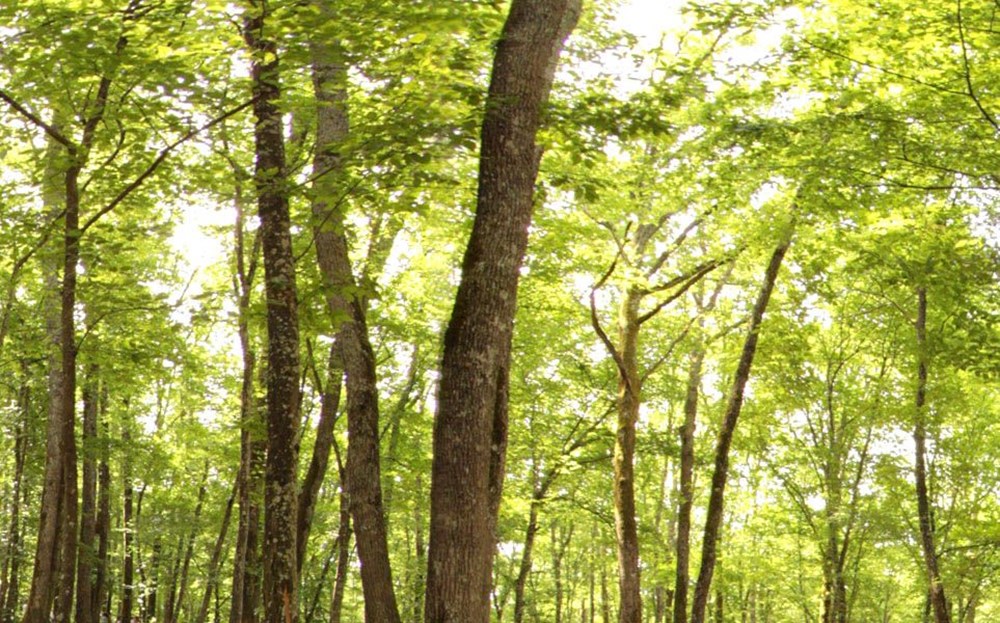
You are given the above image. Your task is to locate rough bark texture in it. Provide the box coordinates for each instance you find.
[423,2,580,621]
[309,19,401,622]
[244,3,301,622]
[913,288,950,623]
[690,240,790,623]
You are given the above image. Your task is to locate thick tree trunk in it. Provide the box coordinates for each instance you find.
[424,2,580,621]
[673,350,705,623]
[913,288,950,623]
[690,239,791,623]
[244,4,302,622]
[308,17,401,622]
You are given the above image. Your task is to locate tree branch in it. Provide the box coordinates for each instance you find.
[82,97,257,233]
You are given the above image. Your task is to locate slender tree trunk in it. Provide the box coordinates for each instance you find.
[23,122,71,623]
[92,406,111,623]
[512,500,542,623]
[296,341,342,573]
[913,287,950,623]
[307,16,401,621]
[76,368,100,623]
[613,287,643,623]
[424,2,580,620]
[411,474,426,623]
[327,487,351,623]
[173,469,207,623]
[196,482,236,623]
[120,427,134,623]
[244,4,302,621]
[0,364,29,623]
[690,239,791,623]
[164,538,183,623]
[674,350,704,623]
[228,146,262,623]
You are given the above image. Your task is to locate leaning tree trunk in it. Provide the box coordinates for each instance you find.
[308,10,401,620]
[690,239,791,623]
[244,3,302,622]
[913,287,950,623]
[196,482,237,623]
[423,2,580,621]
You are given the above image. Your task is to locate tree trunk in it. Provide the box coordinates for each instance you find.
[196,481,237,623]
[308,14,401,621]
[913,287,950,623]
[76,368,100,623]
[120,427,134,623]
[296,341,342,573]
[23,121,72,623]
[0,363,29,623]
[512,501,542,623]
[172,469,208,623]
[690,239,791,623]
[327,487,351,623]
[674,350,705,623]
[613,287,643,623]
[244,4,302,622]
[424,2,580,621]
[92,403,112,623]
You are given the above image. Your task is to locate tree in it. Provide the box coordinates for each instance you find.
[242,2,301,622]
[424,1,581,621]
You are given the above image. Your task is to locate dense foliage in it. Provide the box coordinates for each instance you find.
[0,0,997,622]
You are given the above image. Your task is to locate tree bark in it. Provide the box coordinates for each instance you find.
[913,287,950,623]
[690,239,791,623]
[424,2,580,620]
[308,13,401,621]
[244,3,302,621]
